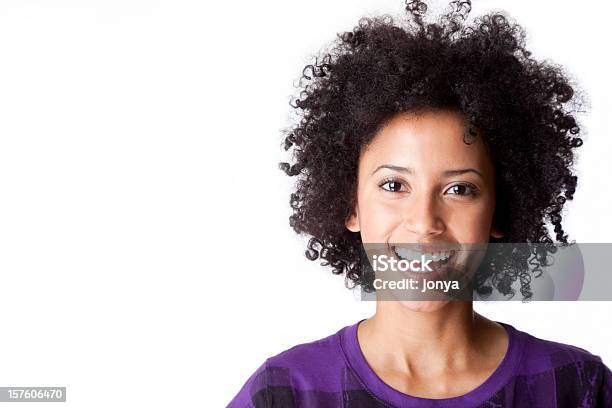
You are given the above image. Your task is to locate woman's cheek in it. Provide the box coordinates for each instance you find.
[358,200,403,242]
[449,205,494,242]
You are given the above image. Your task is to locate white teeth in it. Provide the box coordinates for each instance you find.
[393,247,453,262]
[393,247,421,260]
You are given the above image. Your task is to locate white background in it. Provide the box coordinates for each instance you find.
[0,0,610,407]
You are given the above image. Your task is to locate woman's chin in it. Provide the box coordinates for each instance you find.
[398,300,451,312]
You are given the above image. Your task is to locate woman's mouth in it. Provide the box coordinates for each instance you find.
[371,244,474,299]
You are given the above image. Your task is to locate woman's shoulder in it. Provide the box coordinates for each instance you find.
[511,323,608,373]
[506,322,612,406]
[228,323,357,408]
[265,324,348,369]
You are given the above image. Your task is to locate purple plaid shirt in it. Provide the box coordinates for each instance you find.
[229,320,612,407]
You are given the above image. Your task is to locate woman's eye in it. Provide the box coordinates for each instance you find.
[381,180,405,192]
[446,183,478,196]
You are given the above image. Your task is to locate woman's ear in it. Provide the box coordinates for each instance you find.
[490,226,504,239]
[490,209,504,239]
[345,208,360,232]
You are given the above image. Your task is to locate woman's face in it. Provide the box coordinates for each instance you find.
[345,109,502,312]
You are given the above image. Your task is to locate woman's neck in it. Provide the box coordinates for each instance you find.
[358,301,502,375]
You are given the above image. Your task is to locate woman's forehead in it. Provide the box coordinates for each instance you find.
[361,110,492,173]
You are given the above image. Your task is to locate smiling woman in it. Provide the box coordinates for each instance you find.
[228,0,611,407]
[346,109,500,313]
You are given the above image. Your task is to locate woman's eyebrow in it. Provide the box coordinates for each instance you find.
[371,164,413,175]
[371,164,484,178]
[443,168,484,178]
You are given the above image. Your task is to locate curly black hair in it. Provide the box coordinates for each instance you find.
[278,0,585,300]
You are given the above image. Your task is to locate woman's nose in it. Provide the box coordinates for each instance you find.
[401,193,445,237]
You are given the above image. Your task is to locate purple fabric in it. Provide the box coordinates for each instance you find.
[229,320,612,407]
